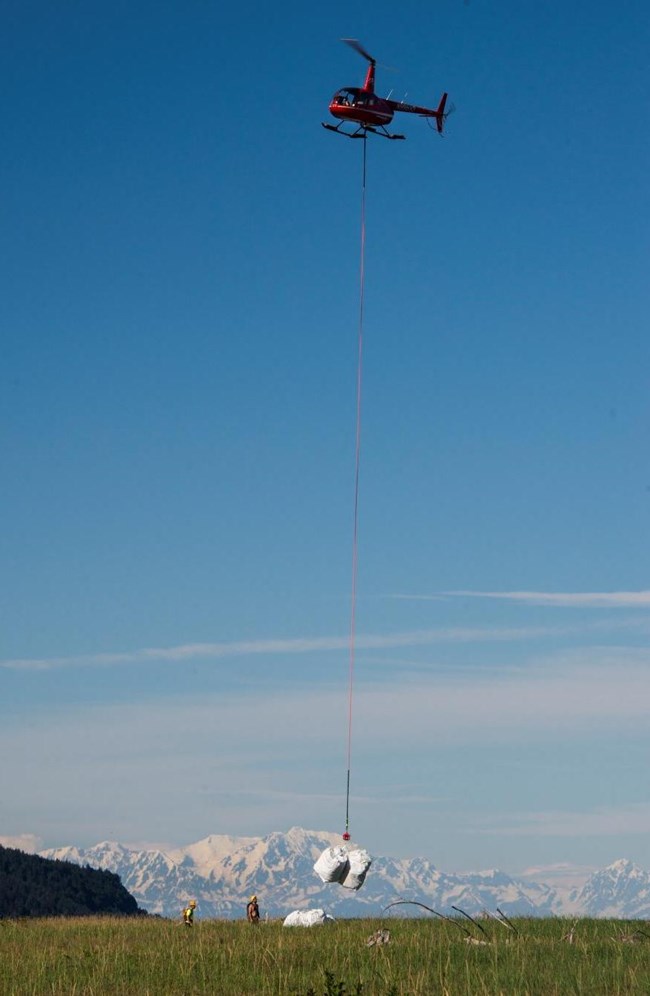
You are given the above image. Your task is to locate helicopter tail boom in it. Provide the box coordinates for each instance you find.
[390,91,449,132]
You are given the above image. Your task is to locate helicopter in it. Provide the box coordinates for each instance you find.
[323,39,449,140]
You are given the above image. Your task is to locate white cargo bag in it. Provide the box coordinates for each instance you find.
[313,845,349,884]
[340,848,372,891]
[283,909,335,927]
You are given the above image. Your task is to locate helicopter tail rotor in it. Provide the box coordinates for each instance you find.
[435,92,448,133]
[425,94,454,135]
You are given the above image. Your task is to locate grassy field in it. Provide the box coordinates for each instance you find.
[2,915,650,995]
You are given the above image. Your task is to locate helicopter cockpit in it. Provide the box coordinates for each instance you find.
[332,88,359,107]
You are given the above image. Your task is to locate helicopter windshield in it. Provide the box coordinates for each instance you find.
[336,90,376,108]
[333,88,357,106]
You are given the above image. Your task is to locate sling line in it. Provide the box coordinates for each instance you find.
[344,133,367,840]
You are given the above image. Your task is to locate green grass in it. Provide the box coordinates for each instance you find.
[1,915,650,995]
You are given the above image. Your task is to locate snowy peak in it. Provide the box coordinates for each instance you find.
[46,841,134,868]
[168,833,258,875]
[573,859,650,917]
[610,858,637,873]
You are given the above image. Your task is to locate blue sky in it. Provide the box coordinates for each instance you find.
[2,0,649,884]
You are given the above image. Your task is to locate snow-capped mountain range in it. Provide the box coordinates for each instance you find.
[39,828,650,920]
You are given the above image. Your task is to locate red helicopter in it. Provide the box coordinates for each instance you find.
[323,39,449,140]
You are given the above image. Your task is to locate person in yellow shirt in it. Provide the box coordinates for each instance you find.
[183,899,197,926]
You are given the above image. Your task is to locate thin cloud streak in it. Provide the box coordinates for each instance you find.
[0,624,573,671]
[518,863,595,891]
[443,590,650,608]
[479,803,650,838]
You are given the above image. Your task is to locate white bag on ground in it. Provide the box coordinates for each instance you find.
[313,845,349,884]
[340,848,372,891]
[283,909,335,927]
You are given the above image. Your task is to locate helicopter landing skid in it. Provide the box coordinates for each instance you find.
[365,125,405,141]
[322,122,405,141]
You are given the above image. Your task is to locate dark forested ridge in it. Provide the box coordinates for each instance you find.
[0,844,145,917]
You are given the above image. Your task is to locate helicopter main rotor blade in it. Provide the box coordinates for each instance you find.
[341,38,376,65]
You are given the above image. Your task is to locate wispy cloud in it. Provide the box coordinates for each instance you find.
[4,646,650,849]
[439,590,650,608]
[479,803,650,839]
[4,647,650,772]
[0,834,43,853]
[0,624,571,671]
[518,862,596,891]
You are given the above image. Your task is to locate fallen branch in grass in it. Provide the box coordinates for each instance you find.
[382,900,471,936]
[496,908,518,933]
[482,908,517,934]
[451,906,489,939]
